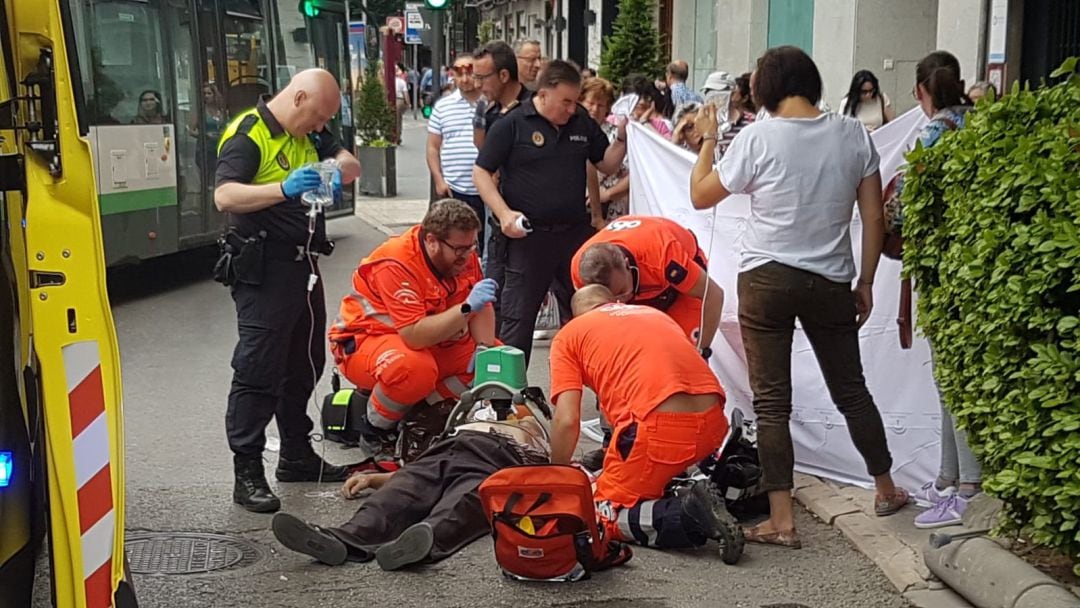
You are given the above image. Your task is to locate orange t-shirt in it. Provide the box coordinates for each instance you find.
[571,215,706,309]
[328,225,483,342]
[549,303,725,428]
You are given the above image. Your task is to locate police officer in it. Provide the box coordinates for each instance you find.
[215,69,362,513]
[470,41,532,323]
[473,60,627,364]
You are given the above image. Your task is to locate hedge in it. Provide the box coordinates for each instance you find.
[901,58,1080,561]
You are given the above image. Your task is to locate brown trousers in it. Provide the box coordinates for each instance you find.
[737,262,893,492]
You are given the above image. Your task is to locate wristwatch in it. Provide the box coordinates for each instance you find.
[460,302,472,316]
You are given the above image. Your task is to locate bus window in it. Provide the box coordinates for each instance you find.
[222,8,271,112]
[82,1,168,126]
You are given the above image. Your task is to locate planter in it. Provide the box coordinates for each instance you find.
[357,145,397,197]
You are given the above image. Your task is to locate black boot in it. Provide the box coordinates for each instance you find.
[680,481,744,565]
[356,411,399,462]
[233,456,281,513]
[275,451,351,483]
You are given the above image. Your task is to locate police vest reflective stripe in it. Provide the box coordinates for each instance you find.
[217,108,319,186]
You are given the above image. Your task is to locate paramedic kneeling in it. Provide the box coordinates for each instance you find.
[328,200,497,454]
[549,284,732,551]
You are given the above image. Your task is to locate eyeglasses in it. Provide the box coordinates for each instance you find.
[860,88,875,95]
[472,71,495,81]
[439,238,478,257]
[453,64,473,75]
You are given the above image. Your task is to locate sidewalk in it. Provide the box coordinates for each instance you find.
[350,196,1080,608]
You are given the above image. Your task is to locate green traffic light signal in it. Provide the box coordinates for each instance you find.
[424,0,450,9]
[301,0,319,17]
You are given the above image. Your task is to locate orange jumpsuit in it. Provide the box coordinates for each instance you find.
[571,215,708,343]
[550,303,728,548]
[328,226,484,429]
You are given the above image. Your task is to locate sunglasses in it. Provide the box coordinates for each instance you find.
[453,64,473,75]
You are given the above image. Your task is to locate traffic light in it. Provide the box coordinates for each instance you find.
[299,0,319,17]
[424,0,450,9]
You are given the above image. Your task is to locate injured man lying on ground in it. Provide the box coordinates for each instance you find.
[272,407,549,571]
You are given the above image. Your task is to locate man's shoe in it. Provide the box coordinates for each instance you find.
[681,481,745,564]
[271,513,349,566]
[233,457,281,513]
[275,453,351,483]
[375,522,434,571]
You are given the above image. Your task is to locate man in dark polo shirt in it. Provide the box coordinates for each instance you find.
[470,41,532,321]
[473,60,627,363]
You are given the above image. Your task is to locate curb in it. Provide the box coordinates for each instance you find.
[793,474,929,594]
[924,537,1080,608]
[794,475,1080,608]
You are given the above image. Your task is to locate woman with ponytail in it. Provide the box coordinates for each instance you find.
[906,51,984,529]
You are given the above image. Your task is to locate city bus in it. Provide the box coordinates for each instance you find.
[65,0,356,266]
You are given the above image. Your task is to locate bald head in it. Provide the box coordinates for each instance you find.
[269,68,341,137]
[571,284,616,317]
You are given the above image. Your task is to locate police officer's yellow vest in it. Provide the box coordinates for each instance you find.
[217,106,320,187]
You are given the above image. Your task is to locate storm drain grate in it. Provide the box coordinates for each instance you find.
[125,532,263,575]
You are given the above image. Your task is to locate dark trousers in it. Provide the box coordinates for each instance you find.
[329,430,524,562]
[737,262,893,492]
[226,257,324,459]
[450,190,486,258]
[485,216,508,325]
[501,222,594,364]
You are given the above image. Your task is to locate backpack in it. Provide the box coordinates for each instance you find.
[478,465,632,582]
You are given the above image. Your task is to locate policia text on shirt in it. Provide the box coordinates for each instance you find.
[473,60,628,364]
[213,69,362,514]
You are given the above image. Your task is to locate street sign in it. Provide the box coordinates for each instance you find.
[386,15,404,34]
[404,9,423,45]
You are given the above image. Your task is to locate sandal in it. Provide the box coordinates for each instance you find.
[744,524,802,549]
[874,488,912,517]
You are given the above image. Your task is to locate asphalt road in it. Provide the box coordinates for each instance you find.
[42,116,908,608]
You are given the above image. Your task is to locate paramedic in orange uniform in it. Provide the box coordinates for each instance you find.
[549,284,734,551]
[571,215,725,355]
[329,200,497,449]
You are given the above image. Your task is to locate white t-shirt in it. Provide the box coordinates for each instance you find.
[395,77,408,102]
[718,112,880,283]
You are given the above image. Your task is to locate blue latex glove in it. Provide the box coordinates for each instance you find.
[466,278,498,311]
[467,344,490,374]
[332,168,343,201]
[281,167,322,199]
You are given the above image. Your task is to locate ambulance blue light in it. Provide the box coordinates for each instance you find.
[0,451,12,488]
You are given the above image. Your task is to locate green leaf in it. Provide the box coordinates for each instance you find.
[1050,56,1079,79]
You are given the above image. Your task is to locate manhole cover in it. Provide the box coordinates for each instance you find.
[125,533,263,575]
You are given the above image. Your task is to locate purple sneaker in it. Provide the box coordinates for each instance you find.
[913,481,956,508]
[914,495,968,529]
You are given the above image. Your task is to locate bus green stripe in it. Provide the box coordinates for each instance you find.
[99,187,177,216]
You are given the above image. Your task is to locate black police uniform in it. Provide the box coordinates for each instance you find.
[474,84,532,322]
[474,98,610,363]
[215,98,348,511]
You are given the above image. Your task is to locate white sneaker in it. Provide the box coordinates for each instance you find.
[913,481,956,508]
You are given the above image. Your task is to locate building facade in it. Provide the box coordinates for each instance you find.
[673,0,1078,115]
[477,0,620,71]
